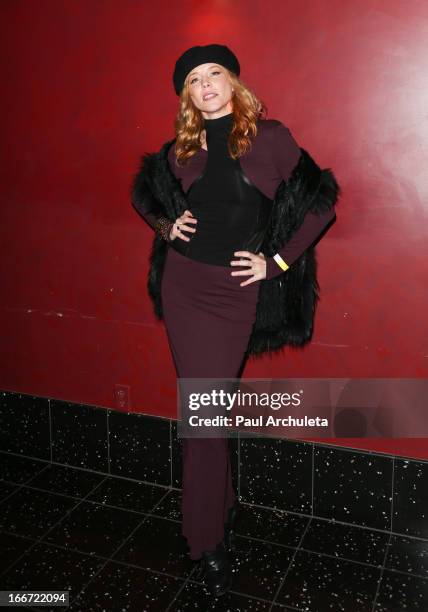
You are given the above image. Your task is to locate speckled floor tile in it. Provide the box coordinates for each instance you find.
[0,479,18,501]
[42,499,143,557]
[190,534,294,601]
[168,579,272,610]
[393,459,428,539]
[108,410,171,485]
[384,534,428,578]
[25,463,106,498]
[275,548,381,611]
[374,569,428,611]
[0,532,35,576]
[0,541,105,601]
[234,504,309,548]
[314,446,393,531]
[239,438,312,514]
[0,392,50,459]
[0,487,77,538]
[50,400,108,472]
[151,488,182,520]
[300,517,389,567]
[67,560,184,611]
[170,420,183,488]
[85,475,168,513]
[0,452,48,484]
[112,515,195,579]
[1,425,427,611]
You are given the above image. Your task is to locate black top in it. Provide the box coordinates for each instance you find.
[173,111,273,266]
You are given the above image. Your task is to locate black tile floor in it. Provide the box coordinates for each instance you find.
[1,452,427,611]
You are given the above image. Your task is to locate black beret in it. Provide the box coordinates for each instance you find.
[173,44,240,95]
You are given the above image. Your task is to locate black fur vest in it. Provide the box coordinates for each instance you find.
[131,139,340,360]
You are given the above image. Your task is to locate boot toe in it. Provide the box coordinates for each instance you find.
[201,541,232,597]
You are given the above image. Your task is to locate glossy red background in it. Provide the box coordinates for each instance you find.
[1,1,427,459]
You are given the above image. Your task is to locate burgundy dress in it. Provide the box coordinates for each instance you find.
[143,113,334,559]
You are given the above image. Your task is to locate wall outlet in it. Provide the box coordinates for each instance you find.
[114,384,130,410]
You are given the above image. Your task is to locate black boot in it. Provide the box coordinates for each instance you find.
[223,501,238,552]
[200,540,232,597]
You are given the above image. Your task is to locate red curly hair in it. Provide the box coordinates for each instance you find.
[173,69,268,165]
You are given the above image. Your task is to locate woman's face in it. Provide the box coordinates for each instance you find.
[186,63,233,119]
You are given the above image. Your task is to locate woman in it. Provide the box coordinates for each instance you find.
[131,44,340,597]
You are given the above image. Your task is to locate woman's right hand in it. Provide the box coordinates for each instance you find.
[169,209,198,242]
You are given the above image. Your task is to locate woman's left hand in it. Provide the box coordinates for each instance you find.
[230,251,266,287]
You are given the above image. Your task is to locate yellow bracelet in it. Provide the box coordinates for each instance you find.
[273,253,289,272]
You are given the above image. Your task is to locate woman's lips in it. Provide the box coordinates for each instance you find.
[203,93,217,101]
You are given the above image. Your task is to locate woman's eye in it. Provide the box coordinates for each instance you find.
[190,71,220,85]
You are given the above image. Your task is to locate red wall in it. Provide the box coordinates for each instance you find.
[1,0,427,459]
